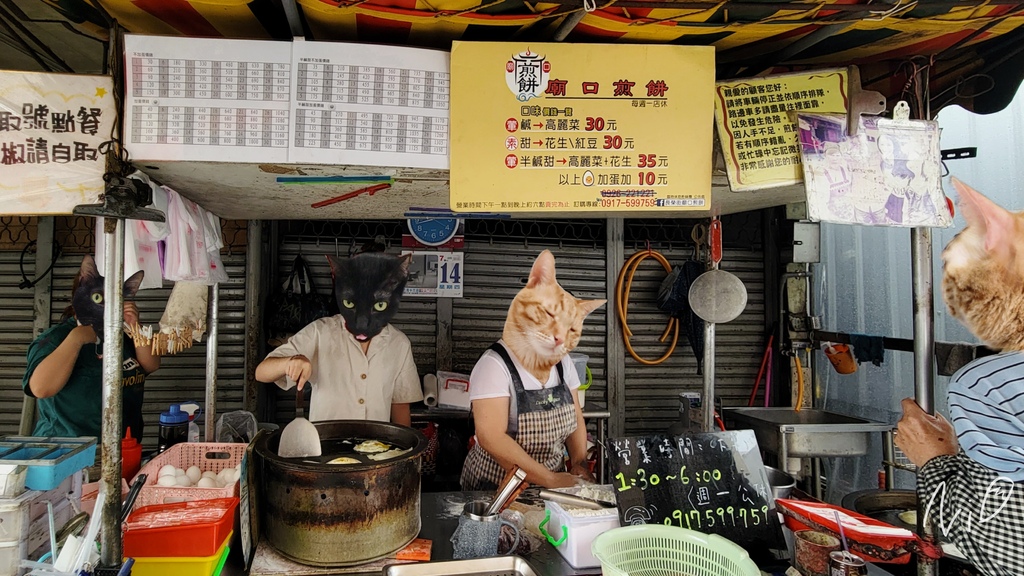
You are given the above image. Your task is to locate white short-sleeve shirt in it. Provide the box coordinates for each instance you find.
[266,315,423,422]
[470,341,581,401]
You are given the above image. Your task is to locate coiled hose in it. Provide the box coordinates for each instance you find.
[615,249,679,365]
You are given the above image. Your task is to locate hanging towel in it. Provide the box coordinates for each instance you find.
[849,333,885,366]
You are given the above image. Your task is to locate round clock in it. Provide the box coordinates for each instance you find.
[407,217,461,247]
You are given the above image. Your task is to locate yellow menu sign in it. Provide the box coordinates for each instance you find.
[450,42,714,212]
[714,69,849,191]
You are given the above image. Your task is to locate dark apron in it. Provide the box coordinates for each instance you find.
[460,342,578,491]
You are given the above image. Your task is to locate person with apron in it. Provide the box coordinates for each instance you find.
[460,341,592,491]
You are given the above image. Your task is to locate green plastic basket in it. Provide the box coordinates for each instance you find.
[591,524,760,576]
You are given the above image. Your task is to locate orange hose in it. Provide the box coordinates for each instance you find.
[793,354,805,412]
[615,249,679,365]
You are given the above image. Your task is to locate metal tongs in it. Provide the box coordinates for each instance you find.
[486,467,528,515]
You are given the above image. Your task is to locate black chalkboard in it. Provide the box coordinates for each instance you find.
[607,430,785,556]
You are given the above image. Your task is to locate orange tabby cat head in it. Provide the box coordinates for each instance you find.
[503,250,606,372]
[942,178,1024,351]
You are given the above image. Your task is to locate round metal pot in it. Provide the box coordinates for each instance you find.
[255,420,428,566]
[765,465,796,500]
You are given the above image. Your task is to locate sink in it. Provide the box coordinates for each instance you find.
[383,556,539,576]
[723,407,891,460]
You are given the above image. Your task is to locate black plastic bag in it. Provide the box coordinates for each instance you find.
[265,255,333,339]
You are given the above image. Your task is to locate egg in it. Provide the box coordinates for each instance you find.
[185,466,202,484]
[327,457,360,465]
[157,475,177,487]
[197,477,218,488]
[201,471,218,480]
[175,468,187,477]
[354,440,390,454]
[175,475,192,487]
[158,465,177,478]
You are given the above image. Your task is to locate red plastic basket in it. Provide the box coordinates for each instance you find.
[123,498,239,558]
[133,443,245,509]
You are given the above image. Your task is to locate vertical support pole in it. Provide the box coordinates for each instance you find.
[912,227,936,576]
[883,430,896,491]
[436,297,453,373]
[605,218,625,438]
[205,283,220,441]
[243,220,263,414]
[21,217,55,435]
[100,218,125,566]
[702,322,715,431]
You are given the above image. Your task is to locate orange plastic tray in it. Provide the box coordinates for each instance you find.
[123,497,239,558]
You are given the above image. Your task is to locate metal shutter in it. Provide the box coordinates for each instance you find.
[452,220,609,415]
[270,222,438,425]
[0,250,36,436]
[621,215,767,435]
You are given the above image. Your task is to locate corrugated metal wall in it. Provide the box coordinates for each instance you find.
[621,215,767,435]
[0,250,36,434]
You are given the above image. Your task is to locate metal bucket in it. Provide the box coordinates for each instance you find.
[765,465,796,500]
[255,420,428,566]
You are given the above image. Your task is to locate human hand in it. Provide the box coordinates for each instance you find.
[286,355,312,390]
[70,324,98,347]
[570,461,596,484]
[123,301,140,326]
[895,398,959,468]
[545,471,578,489]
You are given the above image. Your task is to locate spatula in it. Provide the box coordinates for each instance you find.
[278,384,322,458]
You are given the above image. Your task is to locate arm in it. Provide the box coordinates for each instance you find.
[255,354,311,390]
[391,403,411,427]
[28,326,95,398]
[566,389,595,482]
[473,396,576,488]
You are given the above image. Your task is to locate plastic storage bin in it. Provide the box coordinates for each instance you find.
[124,498,239,558]
[0,465,26,498]
[133,443,244,508]
[0,538,26,576]
[0,437,96,491]
[538,493,619,569]
[130,531,231,576]
[0,491,33,545]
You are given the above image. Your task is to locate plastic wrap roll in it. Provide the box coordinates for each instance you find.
[423,373,438,407]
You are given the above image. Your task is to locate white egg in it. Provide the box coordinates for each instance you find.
[175,475,192,487]
[197,477,217,488]
[157,475,177,487]
[201,471,218,479]
[185,466,202,484]
[175,468,186,477]
[231,469,241,483]
[158,465,177,478]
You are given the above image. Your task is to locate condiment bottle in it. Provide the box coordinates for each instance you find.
[157,404,189,453]
[121,427,142,480]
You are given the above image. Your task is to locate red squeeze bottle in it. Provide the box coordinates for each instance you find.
[122,427,142,481]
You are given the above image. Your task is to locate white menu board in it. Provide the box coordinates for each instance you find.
[124,35,450,169]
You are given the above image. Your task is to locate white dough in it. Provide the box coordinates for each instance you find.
[158,465,177,478]
[185,466,202,484]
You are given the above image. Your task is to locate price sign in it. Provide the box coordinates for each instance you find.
[401,251,462,298]
[450,42,714,212]
[607,430,784,557]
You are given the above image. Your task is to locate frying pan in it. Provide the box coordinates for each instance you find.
[688,218,748,323]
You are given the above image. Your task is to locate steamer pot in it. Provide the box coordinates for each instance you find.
[255,420,428,566]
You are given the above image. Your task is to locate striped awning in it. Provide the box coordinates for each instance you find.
[28,0,1024,114]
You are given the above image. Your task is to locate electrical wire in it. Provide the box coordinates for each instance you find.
[18,240,62,290]
[615,247,678,365]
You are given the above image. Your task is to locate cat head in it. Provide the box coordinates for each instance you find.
[503,250,606,372]
[72,254,144,343]
[327,252,412,342]
[941,178,1024,351]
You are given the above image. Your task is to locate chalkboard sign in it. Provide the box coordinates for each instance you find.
[607,430,785,556]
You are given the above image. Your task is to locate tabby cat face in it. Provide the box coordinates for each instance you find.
[503,250,606,371]
[941,178,1024,351]
[73,254,144,344]
[327,253,412,342]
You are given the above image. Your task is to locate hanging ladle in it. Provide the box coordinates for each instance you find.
[687,218,748,323]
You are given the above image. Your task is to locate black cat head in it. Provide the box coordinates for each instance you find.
[327,252,412,342]
[73,254,144,343]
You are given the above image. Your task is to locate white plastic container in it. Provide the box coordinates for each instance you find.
[0,491,33,546]
[0,532,27,576]
[541,494,620,569]
[0,466,26,499]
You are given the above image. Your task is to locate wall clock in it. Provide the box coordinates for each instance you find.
[407,217,461,247]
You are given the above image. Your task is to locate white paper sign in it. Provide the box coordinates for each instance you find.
[402,251,463,298]
[123,34,450,169]
[0,71,114,215]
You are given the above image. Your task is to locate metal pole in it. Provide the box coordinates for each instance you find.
[552,10,587,41]
[205,283,220,441]
[911,226,936,576]
[100,218,125,566]
[605,218,626,438]
[21,217,55,435]
[243,220,263,414]
[702,322,715,432]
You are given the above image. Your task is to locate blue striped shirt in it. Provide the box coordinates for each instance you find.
[948,351,1024,482]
